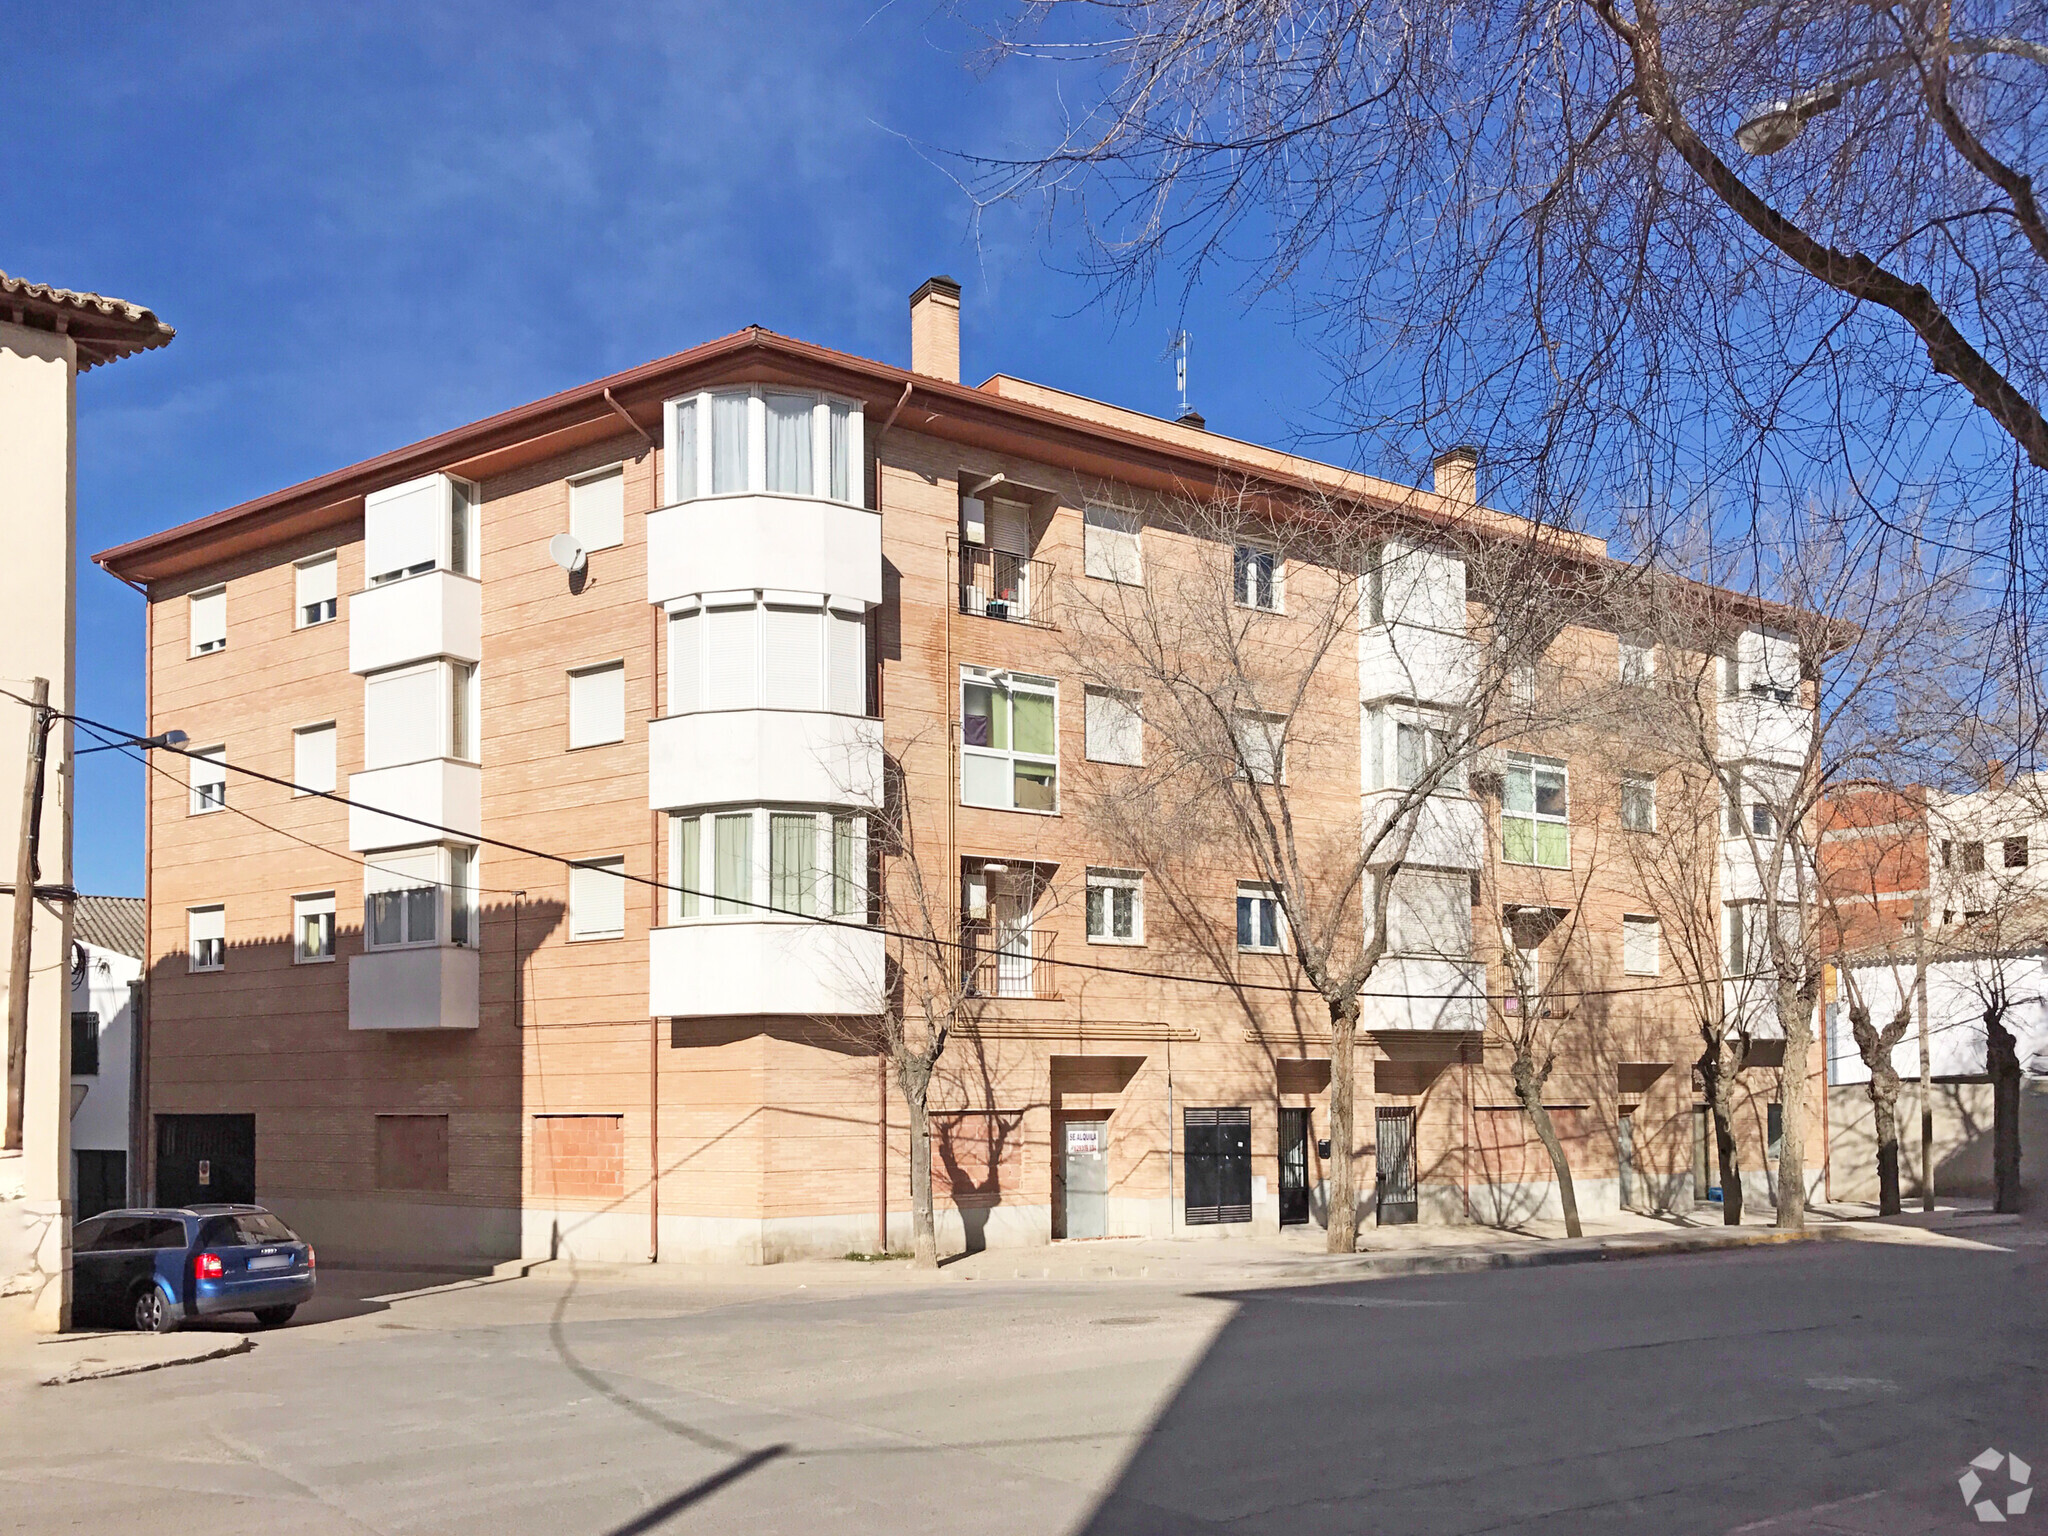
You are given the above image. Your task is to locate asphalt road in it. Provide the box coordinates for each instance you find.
[2,1229,2041,1535]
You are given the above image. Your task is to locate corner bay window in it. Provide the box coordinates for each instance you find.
[364,660,478,769]
[364,846,477,950]
[666,597,867,715]
[364,473,477,585]
[1502,753,1569,868]
[961,668,1057,812]
[666,808,867,924]
[664,388,861,505]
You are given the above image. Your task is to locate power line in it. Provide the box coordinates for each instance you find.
[34,690,1786,1007]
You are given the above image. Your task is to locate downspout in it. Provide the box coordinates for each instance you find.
[648,592,662,1264]
[137,578,153,1203]
[868,382,912,1254]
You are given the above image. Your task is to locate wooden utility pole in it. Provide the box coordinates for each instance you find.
[1916,926,1934,1213]
[5,676,51,1150]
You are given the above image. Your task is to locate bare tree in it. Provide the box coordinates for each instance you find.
[1059,478,1595,1250]
[1835,909,1934,1216]
[973,1,2047,710]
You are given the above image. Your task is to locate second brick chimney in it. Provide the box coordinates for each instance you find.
[910,275,961,382]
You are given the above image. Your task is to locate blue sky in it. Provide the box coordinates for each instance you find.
[3,3,1337,898]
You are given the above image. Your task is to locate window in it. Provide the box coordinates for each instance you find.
[2005,836,2029,869]
[189,586,226,655]
[568,661,626,748]
[1725,903,1753,973]
[294,892,336,963]
[1750,801,1777,838]
[189,746,227,814]
[1083,504,1143,585]
[1511,662,1537,711]
[1619,640,1654,686]
[768,814,818,916]
[1086,869,1144,945]
[569,857,627,940]
[1394,720,1458,791]
[668,808,865,924]
[1960,840,1986,873]
[1726,778,1746,837]
[961,668,1058,813]
[569,466,625,553]
[293,723,336,795]
[450,662,477,761]
[364,473,475,584]
[364,663,441,768]
[666,598,867,716]
[1620,773,1657,833]
[1940,838,1953,870]
[664,387,862,506]
[1622,915,1661,976]
[1237,883,1284,952]
[1084,687,1142,766]
[295,554,337,627]
[71,1011,99,1077]
[1232,711,1285,785]
[363,846,473,950]
[188,905,225,972]
[1502,753,1569,868]
[713,813,753,914]
[1233,546,1280,611]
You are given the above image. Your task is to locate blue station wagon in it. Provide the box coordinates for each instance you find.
[71,1205,316,1332]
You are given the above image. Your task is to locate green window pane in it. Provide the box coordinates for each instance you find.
[1011,691,1054,756]
[1536,821,1569,868]
[1503,815,1535,864]
[713,814,753,914]
[677,817,701,918]
[832,815,859,916]
[769,813,816,916]
[1013,761,1057,812]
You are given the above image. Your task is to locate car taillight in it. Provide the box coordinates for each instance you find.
[306,1245,316,1270]
[196,1252,224,1280]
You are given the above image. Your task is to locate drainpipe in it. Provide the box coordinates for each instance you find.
[648,492,663,1265]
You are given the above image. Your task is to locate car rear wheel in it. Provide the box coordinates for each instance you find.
[133,1287,176,1334]
[253,1305,297,1327]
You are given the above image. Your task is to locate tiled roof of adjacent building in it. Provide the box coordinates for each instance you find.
[0,271,174,371]
[73,894,146,961]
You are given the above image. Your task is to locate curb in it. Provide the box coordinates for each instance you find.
[38,1335,252,1387]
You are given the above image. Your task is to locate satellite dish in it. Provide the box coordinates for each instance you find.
[548,533,587,574]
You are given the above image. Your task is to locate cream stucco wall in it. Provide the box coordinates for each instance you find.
[0,318,78,1332]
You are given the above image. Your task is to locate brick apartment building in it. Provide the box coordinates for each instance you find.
[96,278,1815,1266]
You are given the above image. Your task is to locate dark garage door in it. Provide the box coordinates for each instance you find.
[156,1114,256,1207]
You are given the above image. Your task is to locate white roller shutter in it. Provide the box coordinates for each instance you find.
[365,476,443,581]
[704,605,758,710]
[570,858,627,939]
[570,468,625,552]
[293,724,336,794]
[827,609,866,715]
[1085,688,1141,765]
[668,609,701,713]
[569,662,626,747]
[1083,505,1143,584]
[189,587,226,654]
[1379,540,1465,633]
[365,664,443,768]
[763,605,822,710]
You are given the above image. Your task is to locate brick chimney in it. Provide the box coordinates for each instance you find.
[1432,445,1480,504]
[909,275,961,382]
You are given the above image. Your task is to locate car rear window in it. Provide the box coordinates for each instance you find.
[145,1218,190,1249]
[201,1213,296,1246]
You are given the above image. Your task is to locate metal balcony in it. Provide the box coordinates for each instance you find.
[958,546,1054,627]
[962,924,1061,1000]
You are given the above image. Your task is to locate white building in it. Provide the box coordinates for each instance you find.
[68,895,145,1218]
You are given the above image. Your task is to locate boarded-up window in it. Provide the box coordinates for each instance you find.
[532,1113,624,1201]
[376,1114,449,1192]
[932,1110,1025,1209]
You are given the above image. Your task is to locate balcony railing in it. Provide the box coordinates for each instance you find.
[962,923,1061,1000]
[959,546,1054,626]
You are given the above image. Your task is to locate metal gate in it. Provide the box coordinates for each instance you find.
[1374,1107,1418,1225]
[1061,1117,1108,1239]
[1278,1108,1311,1226]
[156,1114,256,1207]
[1183,1107,1252,1224]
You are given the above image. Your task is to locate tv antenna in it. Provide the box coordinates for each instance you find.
[1162,329,1191,419]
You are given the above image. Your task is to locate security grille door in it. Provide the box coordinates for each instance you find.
[156,1114,256,1207]
[74,1150,127,1222]
[1278,1108,1312,1226]
[1617,1112,1636,1212]
[1374,1107,1418,1225]
[1184,1107,1253,1225]
[1062,1117,1109,1239]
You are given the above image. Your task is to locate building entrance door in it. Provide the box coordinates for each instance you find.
[1618,1110,1637,1212]
[1374,1107,1418,1225]
[156,1114,255,1207]
[1061,1116,1108,1238]
[1278,1108,1311,1226]
[1183,1107,1252,1224]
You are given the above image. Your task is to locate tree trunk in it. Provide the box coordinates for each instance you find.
[1326,995,1361,1253]
[1702,1041,1744,1226]
[1988,1007,2024,1216]
[1509,1052,1581,1238]
[1866,1059,1903,1216]
[1774,977,1815,1229]
[898,1055,939,1269]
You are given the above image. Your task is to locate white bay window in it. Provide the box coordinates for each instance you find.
[665,808,867,926]
[663,387,864,507]
[666,597,867,716]
[364,473,477,585]
[364,660,477,768]
[363,844,477,951]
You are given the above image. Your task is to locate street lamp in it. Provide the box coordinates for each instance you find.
[75,728,187,757]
